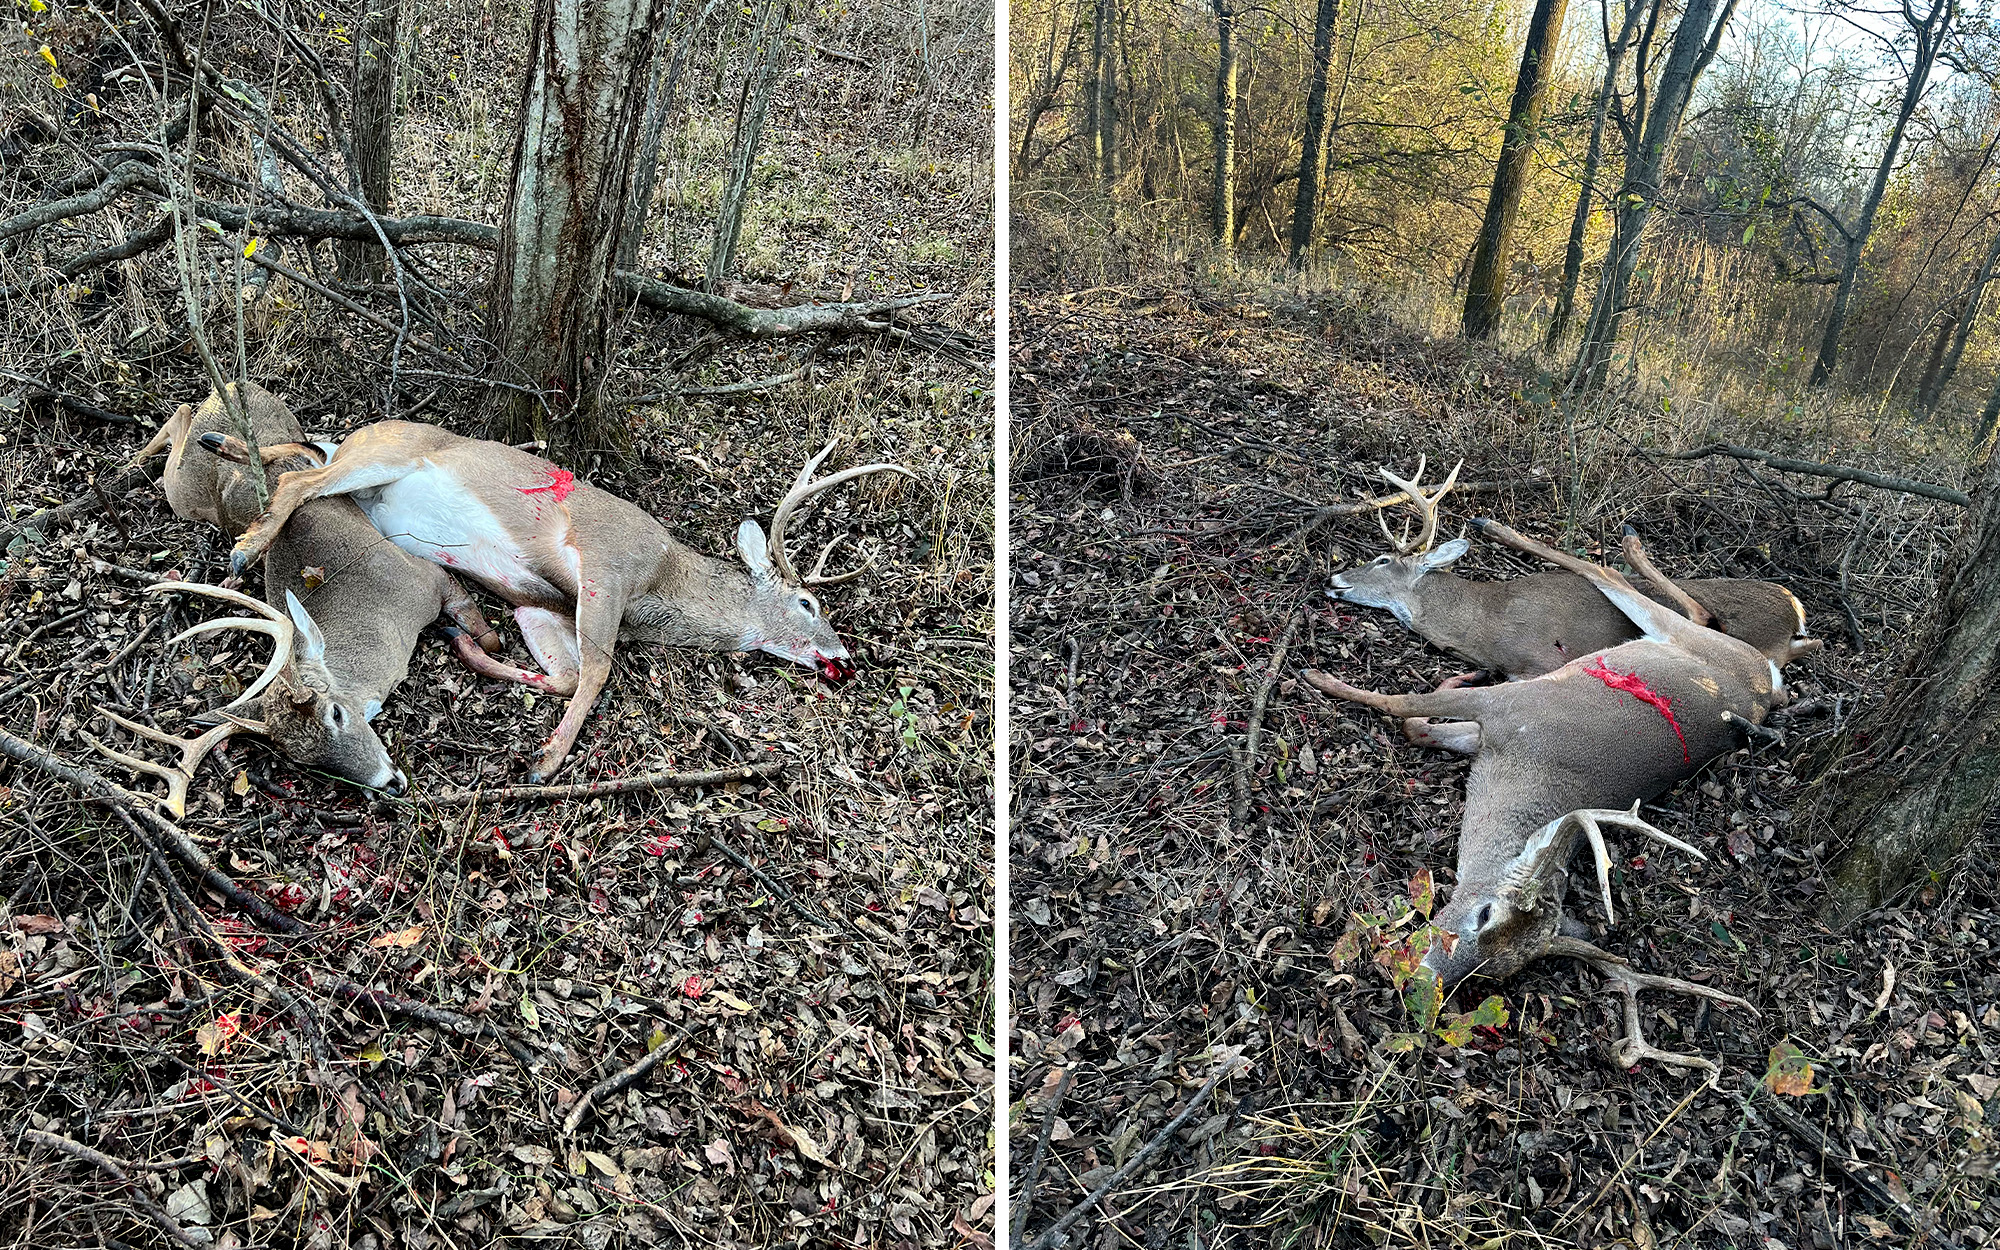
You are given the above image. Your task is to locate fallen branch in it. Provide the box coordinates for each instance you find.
[1665,443,1970,506]
[1024,1057,1247,1250]
[1011,1068,1074,1245]
[614,272,950,338]
[561,1024,696,1134]
[21,1130,204,1249]
[0,730,304,934]
[1,463,159,548]
[413,760,785,806]
[318,975,537,1066]
[1232,609,1302,830]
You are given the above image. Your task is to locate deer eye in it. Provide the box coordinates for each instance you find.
[330,705,347,731]
[798,596,816,615]
[1475,903,1494,929]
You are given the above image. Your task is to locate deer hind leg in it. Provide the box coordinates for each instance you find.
[1400,671,1489,753]
[1470,518,1698,648]
[228,454,422,576]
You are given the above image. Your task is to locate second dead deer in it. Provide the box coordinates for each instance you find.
[1327,460,1821,677]
[222,421,915,781]
[1304,517,1773,1070]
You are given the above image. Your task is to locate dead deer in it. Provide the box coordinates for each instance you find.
[127,380,337,535]
[1303,517,1771,1070]
[1327,460,1821,677]
[111,388,554,796]
[221,421,914,781]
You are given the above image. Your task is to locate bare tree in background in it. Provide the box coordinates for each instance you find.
[1286,0,1342,269]
[1211,0,1237,250]
[1461,0,1570,339]
[1808,0,1955,387]
[1916,219,2000,415]
[487,0,670,451]
[336,0,400,281]
[1545,0,1645,351]
[1573,0,1736,389]
[707,0,790,291]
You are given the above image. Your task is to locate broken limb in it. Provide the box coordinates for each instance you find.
[1665,443,1969,506]
[561,1024,697,1134]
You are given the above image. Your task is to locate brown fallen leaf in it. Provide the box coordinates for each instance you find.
[367,924,426,949]
[11,915,62,935]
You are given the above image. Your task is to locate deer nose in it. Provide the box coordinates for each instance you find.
[382,769,407,796]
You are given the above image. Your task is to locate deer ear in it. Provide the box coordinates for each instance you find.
[1418,538,1469,571]
[735,518,778,582]
[284,590,328,664]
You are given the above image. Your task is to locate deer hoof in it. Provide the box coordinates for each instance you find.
[228,546,253,576]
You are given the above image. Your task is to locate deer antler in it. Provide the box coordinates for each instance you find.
[1497,803,1704,926]
[148,581,295,710]
[82,708,246,819]
[1375,457,1463,556]
[766,437,914,586]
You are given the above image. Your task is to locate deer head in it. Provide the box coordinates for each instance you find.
[1326,458,1466,621]
[714,439,914,681]
[91,583,407,801]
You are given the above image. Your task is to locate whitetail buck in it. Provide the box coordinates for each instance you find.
[1304,517,1771,1070]
[222,421,914,781]
[107,387,552,799]
[1328,460,1821,677]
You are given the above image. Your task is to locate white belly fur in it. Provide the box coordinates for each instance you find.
[357,464,561,602]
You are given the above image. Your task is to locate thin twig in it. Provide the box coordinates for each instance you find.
[412,761,786,806]
[21,1130,204,1248]
[1024,1058,1246,1250]
[561,1024,696,1134]
[1232,610,1303,830]
[1011,1068,1074,1244]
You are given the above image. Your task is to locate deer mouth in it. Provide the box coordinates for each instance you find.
[817,655,856,682]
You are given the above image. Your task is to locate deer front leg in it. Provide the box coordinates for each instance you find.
[1471,518,1696,646]
[527,593,621,783]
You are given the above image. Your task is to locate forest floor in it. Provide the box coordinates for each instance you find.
[1008,285,1997,1249]
[0,1,995,1247]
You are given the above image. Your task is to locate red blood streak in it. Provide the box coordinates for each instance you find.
[1583,657,1689,761]
[819,656,856,681]
[516,468,577,502]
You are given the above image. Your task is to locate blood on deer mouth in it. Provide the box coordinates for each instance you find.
[817,656,857,682]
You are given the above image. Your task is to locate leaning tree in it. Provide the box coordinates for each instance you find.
[1806,442,2000,915]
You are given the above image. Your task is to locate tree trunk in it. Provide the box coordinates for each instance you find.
[1211,0,1237,250]
[1808,442,2000,918]
[336,0,400,281]
[1462,0,1570,340]
[486,0,670,452]
[1286,0,1342,269]
[1979,371,2000,447]
[1919,223,2000,415]
[1084,0,1102,175]
[707,0,789,290]
[618,0,705,272]
[1574,0,1733,389]
[1808,0,1954,387]
[1544,0,1642,351]
[1097,0,1118,181]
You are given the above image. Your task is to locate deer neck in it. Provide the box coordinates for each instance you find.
[625,542,760,652]
[1403,573,1498,648]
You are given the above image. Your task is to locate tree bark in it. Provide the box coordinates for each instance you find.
[1462,0,1570,340]
[618,0,704,272]
[1211,0,1237,251]
[1918,222,2000,415]
[1096,0,1118,181]
[1083,0,1102,175]
[336,0,400,281]
[1574,0,1735,389]
[486,0,671,452]
[1545,0,1643,351]
[706,0,789,290]
[1807,441,2000,918]
[1287,0,1342,269]
[1808,0,1954,387]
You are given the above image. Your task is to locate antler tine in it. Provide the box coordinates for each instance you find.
[765,439,844,585]
[1375,457,1431,556]
[1418,460,1465,552]
[767,446,916,586]
[83,707,242,819]
[147,581,294,710]
[804,532,881,586]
